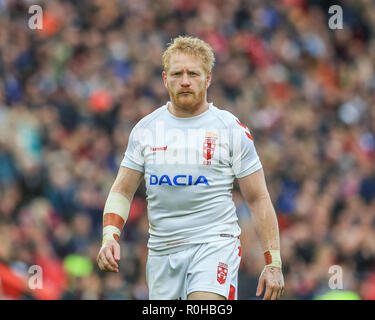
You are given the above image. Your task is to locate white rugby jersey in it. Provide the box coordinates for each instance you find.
[121,102,262,255]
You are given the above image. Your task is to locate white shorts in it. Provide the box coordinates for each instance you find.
[146,237,241,300]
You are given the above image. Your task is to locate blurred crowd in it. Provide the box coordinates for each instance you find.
[0,0,375,300]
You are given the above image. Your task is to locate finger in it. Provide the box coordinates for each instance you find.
[276,283,284,300]
[100,252,117,272]
[98,255,110,271]
[280,286,285,299]
[263,283,273,300]
[256,277,265,297]
[98,253,108,270]
[270,286,279,300]
[104,247,119,270]
[113,244,120,261]
[277,287,283,300]
[97,258,105,271]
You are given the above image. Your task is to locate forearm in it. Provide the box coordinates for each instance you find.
[247,194,281,266]
[102,192,131,243]
[102,167,143,244]
[109,168,134,200]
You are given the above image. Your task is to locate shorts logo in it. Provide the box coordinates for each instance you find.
[217,262,228,285]
[203,132,218,165]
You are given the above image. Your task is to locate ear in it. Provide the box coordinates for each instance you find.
[206,71,212,89]
[162,71,168,89]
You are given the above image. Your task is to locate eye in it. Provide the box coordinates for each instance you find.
[172,72,182,76]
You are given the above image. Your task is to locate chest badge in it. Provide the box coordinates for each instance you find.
[203,132,218,165]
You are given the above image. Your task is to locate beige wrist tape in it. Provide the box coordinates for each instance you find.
[102,192,131,245]
[264,250,282,268]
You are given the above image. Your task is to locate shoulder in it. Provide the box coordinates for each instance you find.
[210,104,255,141]
[209,104,240,128]
[132,104,167,130]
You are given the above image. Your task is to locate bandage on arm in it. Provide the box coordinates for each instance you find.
[102,192,131,245]
[264,250,282,268]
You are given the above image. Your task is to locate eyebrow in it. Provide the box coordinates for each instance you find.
[169,69,201,74]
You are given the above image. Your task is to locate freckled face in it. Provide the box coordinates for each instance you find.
[163,53,211,112]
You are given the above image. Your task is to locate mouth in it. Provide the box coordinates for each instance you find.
[178,92,193,95]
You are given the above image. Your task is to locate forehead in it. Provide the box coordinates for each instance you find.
[168,52,205,71]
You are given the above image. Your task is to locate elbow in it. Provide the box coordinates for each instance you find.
[246,192,271,208]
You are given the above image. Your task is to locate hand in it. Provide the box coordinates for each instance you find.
[96,239,121,272]
[256,266,284,300]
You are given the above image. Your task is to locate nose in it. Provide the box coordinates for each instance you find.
[181,72,190,87]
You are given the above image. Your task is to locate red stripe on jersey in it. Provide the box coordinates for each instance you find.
[228,285,236,300]
[245,131,254,141]
[236,120,254,140]
[236,119,247,129]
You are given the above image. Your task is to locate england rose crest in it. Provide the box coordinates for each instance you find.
[203,132,218,165]
[217,262,228,285]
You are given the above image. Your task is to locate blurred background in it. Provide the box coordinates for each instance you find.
[0,0,374,300]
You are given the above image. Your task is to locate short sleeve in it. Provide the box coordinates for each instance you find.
[231,118,262,178]
[120,125,145,173]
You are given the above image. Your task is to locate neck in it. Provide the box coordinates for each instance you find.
[168,100,210,118]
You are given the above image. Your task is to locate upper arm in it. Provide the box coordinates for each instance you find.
[110,166,144,201]
[230,117,262,179]
[237,168,270,204]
